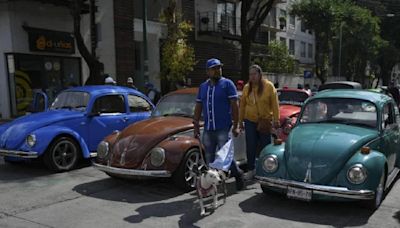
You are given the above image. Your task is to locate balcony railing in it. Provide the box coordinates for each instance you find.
[198,11,241,39]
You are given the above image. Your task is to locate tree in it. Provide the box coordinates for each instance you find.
[70,0,104,85]
[240,0,277,81]
[334,2,385,86]
[291,0,338,84]
[160,0,196,93]
[259,40,295,73]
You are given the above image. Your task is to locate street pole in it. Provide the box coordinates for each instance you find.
[142,0,149,89]
[338,23,343,79]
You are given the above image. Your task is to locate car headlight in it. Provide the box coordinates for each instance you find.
[26,134,36,147]
[150,147,165,167]
[97,141,109,159]
[347,164,367,184]
[263,155,278,173]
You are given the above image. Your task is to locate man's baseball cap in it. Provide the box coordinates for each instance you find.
[105,76,116,84]
[127,77,133,83]
[206,58,223,69]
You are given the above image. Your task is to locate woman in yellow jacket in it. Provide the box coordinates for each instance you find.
[239,65,280,179]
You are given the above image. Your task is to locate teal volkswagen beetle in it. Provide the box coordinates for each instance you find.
[256,89,400,209]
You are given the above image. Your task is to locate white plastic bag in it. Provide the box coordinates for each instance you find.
[209,139,234,171]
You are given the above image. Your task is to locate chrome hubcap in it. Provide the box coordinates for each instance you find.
[184,151,205,187]
[375,172,385,206]
[53,141,77,168]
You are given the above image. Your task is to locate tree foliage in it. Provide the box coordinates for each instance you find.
[335,2,385,85]
[160,0,195,90]
[292,0,384,85]
[291,0,339,84]
[261,40,295,74]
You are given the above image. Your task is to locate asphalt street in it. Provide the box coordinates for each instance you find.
[0,158,399,228]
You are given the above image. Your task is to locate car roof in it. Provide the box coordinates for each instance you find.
[166,87,198,95]
[310,89,393,107]
[318,81,362,91]
[64,85,145,97]
[278,88,312,96]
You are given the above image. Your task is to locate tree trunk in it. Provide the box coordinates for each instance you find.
[241,40,251,82]
[71,0,104,85]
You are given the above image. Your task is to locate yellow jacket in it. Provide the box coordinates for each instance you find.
[239,79,280,124]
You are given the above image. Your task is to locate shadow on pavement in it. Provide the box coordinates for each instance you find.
[394,210,400,224]
[239,192,374,227]
[123,197,205,228]
[73,177,184,204]
[0,158,92,181]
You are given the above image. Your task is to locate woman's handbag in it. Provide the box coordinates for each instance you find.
[254,91,272,134]
[256,117,272,134]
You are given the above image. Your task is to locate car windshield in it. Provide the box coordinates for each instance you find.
[152,93,196,118]
[50,91,90,111]
[299,98,377,129]
[278,90,309,106]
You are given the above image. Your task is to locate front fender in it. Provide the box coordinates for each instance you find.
[256,143,286,178]
[23,126,90,158]
[336,150,387,191]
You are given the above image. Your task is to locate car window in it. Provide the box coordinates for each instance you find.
[382,103,395,129]
[300,98,377,129]
[128,95,151,112]
[152,93,196,118]
[92,95,126,114]
[278,90,309,105]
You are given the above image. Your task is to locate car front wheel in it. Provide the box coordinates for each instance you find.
[365,169,386,210]
[44,137,80,172]
[173,148,205,191]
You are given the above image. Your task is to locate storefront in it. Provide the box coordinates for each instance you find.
[5,27,81,117]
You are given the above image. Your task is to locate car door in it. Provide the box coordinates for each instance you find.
[381,102,397,172]
[87,94,129,151]
[27,91,48,113]
[126,94,153,125]
[394,105,400,168]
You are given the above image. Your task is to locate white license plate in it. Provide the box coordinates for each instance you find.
[287,187,312,201]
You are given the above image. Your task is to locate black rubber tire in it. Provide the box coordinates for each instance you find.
[364,170,386,210]
[173,148,205,192]
[43,136,80,172]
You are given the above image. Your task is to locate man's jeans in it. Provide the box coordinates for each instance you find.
[202,128,241,177]
[244,119,271,170]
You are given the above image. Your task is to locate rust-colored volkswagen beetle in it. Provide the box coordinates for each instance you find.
[93,88,246,190]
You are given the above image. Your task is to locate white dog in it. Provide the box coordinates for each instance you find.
[196,168,227,216]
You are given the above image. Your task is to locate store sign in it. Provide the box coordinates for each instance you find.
[25,26,75,54]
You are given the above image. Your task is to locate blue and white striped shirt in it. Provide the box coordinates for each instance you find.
[196,77,238,131]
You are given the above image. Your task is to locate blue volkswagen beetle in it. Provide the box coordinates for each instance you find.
[0,86,154,171]
[256,90,400,209]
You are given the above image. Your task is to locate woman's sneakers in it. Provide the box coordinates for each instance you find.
[244,169,256,181]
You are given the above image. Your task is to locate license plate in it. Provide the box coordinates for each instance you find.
[287,187,312,201]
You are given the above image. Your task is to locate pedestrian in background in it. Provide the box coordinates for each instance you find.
[127,77,137,90]
[193,58,245,191]
[239,64,280,180]
[145,82,161,104]
[104,74,116,85]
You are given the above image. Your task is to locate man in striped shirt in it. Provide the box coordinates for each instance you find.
[193,58,244,191]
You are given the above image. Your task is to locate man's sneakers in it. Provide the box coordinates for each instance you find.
[235,171,245,191]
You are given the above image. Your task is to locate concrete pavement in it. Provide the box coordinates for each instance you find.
[0,158,399,228]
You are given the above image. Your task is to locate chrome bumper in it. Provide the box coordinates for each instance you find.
[256,176,375,200]
[92,162,171,177]
[0,149,38,158]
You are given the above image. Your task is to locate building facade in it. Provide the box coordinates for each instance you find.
[0,0,134,119]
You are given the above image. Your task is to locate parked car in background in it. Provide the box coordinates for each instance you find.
[318,81,362,91]
[256,89,400,210]
[93,88,247,191]
[0,86,154,171]
[276,88,311,140]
